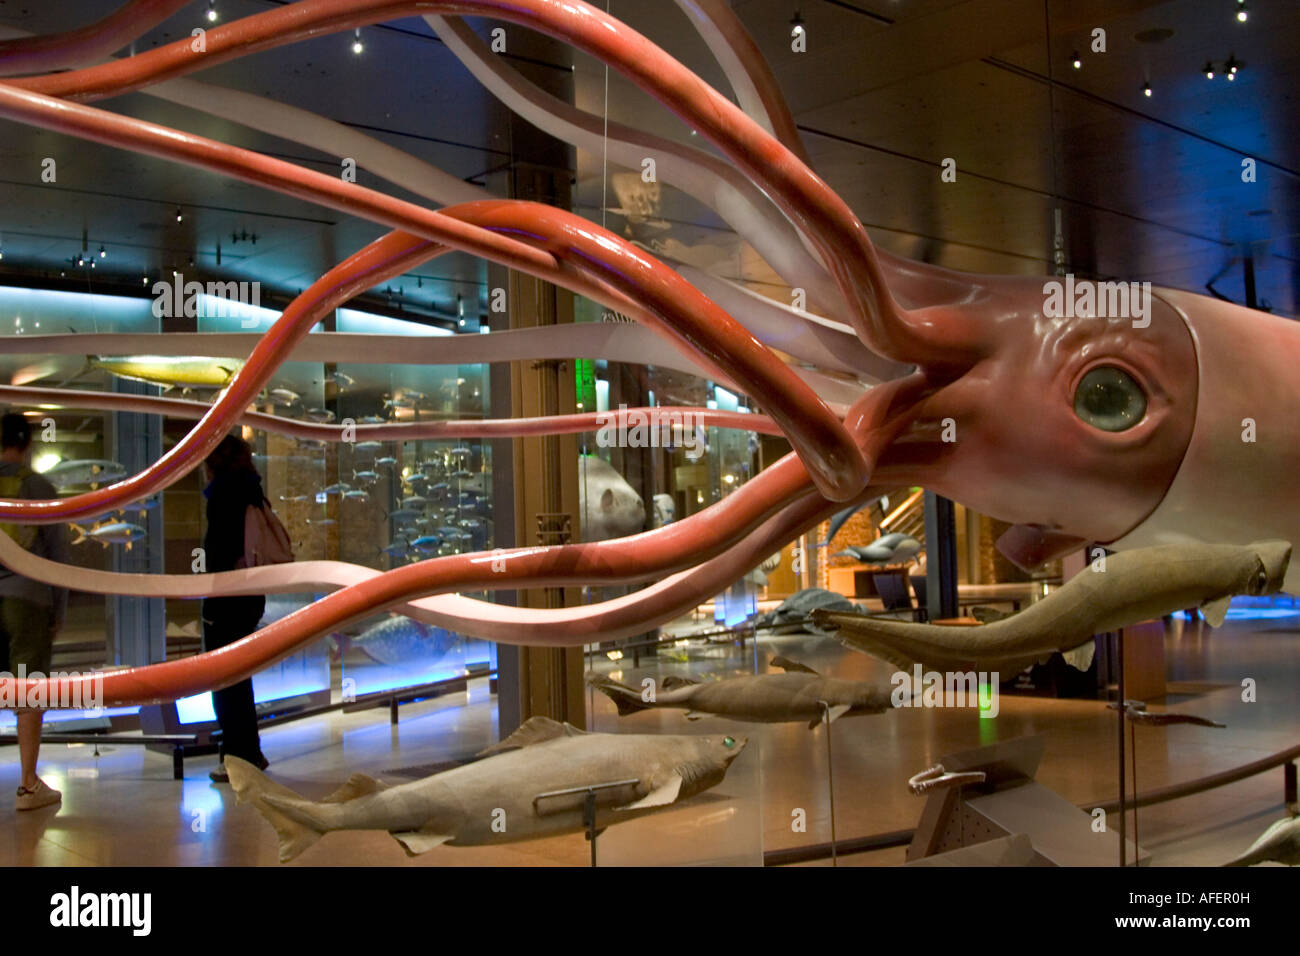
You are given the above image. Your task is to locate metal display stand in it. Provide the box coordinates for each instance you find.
[532,778,638,867]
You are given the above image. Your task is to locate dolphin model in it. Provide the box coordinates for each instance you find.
[588,657,893,728]
[837,532,922,565]
[226,717,746,862]
[813,541,1292,674]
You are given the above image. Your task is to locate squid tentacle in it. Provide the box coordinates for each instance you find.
[0,83,866,499]
[4,0,929,370]
[0,387,780,444]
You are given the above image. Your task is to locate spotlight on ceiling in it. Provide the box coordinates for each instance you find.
[789,12,804,38]
[352,28,364,54]
[1235,0,1248,23]
[98,245,106,259]
[1203,60,1216,79]
[175,207,183,223]
[1142,81,1152,97]
[1071,51,1082,69]
[206,1,218,23]
[142,275,149,285]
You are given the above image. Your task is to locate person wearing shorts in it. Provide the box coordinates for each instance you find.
[0,412,69,811]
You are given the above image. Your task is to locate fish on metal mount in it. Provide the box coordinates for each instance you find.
[588,656,892,728]
[226,717,746,861]
[814,541,1293,674]
[42,458,128,490]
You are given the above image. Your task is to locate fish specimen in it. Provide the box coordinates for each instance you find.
[813,541,1292,673]
[42,458,128,490]
[70,520,147,551]
[330,614,457,667]
[579,455,645,542]
[753,588,863,635]
[226,716,746,861]
[837,532,922,565]
[1224,816,1300,867]
[90,354,242,389]
[305,407,335,423]
[588,656,892,728]
[352,441,383,454]
[343,489,371,503]
[266,387,300,405]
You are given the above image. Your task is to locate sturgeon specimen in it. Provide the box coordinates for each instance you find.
[1224,816,1300,867]
[812,541,1291,673]
[588,657,893,728]
[226,717,745,862]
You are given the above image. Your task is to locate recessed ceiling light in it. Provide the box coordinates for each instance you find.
[352,28,364,54]
[1142,81,1152,97]
[1071,52,1082,69]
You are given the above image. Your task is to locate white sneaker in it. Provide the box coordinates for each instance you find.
[15,777,61,811]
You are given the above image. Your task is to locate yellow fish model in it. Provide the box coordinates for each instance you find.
[89,355,243,389]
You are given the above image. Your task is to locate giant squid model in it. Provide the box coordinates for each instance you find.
[0,0,1294,708]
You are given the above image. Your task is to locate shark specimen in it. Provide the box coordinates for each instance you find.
[1224,816,1300,867]
[588,656,892,728]
[226,716,746,861]
[813,541,1292,673]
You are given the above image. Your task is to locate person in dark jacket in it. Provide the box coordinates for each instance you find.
[0,412,70,810]
[201,434,269,783]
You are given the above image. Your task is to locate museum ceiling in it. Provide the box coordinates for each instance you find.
[0,0,1294,320]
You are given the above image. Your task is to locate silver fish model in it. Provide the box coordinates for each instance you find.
[226,717,746,861]
[589,657,892,728]
[70,520,147,551]
[43,458,128,490]
[331,615,457,667]
[352,441,383,454]
[306,408,336,423]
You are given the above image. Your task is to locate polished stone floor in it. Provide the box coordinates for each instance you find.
[2,611,1297,866]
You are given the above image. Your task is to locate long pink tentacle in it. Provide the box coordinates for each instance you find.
[5,0,908,364]
[0,372,920,706]
[0,386,779,443]
[0,85,865,500]
[0,0,191,77]
[0,481,854,645]
[0,232,442,523]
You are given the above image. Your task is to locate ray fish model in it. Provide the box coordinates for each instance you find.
[812,541,1292,674]
[226,717,746,862]
[90,354,242,388]
[42,458,128,490]
[588,656,893,728]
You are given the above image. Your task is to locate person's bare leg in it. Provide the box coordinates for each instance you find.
[16,709,42,790]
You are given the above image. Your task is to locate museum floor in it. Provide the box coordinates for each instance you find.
[3,611,1297,867]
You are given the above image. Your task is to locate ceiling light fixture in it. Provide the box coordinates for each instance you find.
[789,12,804,38]
[206,1,218,23]
[1071,51,1082,69]
[1235,0,1248,23]
[1203,60,1216,79]
[352,28,364,54]
[1142,81,1152,97]
[98,245,106,259]
[175,207,183,223]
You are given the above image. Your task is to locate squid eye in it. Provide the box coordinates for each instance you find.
[1073,366,1147,432]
